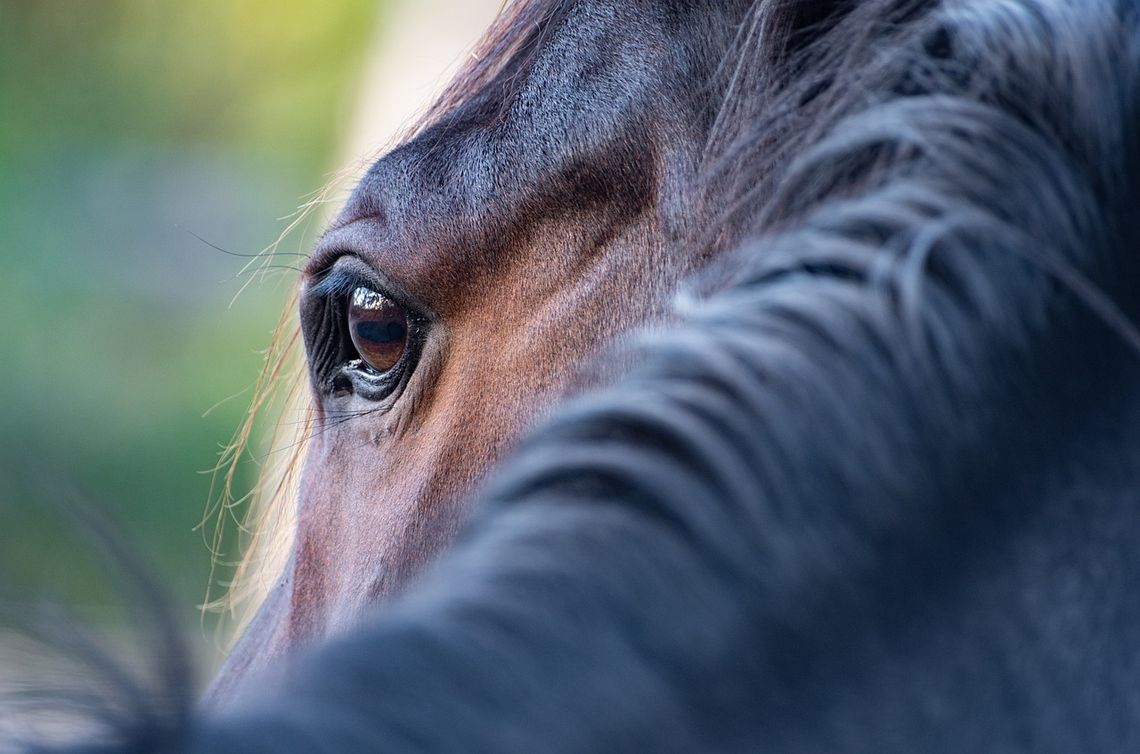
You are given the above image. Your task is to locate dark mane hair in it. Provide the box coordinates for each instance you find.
[18,0,1140,750]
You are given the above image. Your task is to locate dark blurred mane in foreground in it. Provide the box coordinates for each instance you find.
[15,0,1140,750]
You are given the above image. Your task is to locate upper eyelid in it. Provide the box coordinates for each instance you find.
[307,259,379,299]
[307,255,428,318]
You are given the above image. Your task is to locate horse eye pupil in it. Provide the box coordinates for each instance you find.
[355,321,406,343]
[348,286,408,373]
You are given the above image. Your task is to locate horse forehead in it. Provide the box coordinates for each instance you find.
[352,1,711,207]
[321,2,723,302]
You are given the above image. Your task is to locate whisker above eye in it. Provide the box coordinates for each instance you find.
[180,227,309,258]
[230,264,307,278]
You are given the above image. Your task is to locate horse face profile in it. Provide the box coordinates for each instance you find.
[213,0,753,697]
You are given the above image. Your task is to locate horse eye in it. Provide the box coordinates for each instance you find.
[348,286,408,373]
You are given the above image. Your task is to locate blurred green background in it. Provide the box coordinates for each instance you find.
[0,1,384,658]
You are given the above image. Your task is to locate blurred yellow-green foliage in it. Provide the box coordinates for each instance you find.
[0,1,382,646]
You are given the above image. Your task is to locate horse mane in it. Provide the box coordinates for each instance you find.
[23,0,1140,749]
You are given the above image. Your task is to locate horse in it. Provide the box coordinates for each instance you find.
[16,0,1140,750]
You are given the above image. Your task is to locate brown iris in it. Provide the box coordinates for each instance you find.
[348,286,408,373]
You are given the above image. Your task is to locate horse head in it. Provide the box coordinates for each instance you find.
[212,0,761,700]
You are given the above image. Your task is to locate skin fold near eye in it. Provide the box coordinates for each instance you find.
[349,286,408,373]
